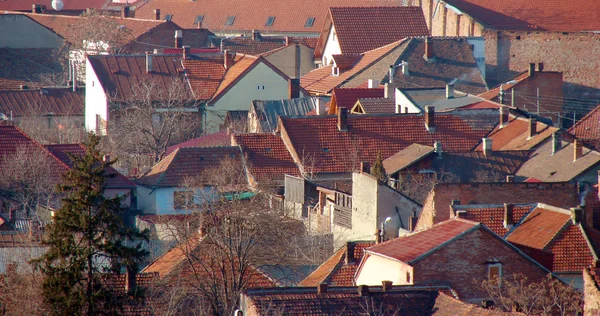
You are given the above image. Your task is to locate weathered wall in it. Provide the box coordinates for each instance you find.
[355,254,414,286]
[584,268,600,316]
[0,15,63,48]
[264,44,315,79]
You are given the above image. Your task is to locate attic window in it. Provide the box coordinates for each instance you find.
[229,153,235,158]
[164,14,173,21]
[265,148,272,152]
[322,147,329,153]
[225,15,236,26]
[265,16,275,27]
[305,17,315,27]
[194,15,204,24]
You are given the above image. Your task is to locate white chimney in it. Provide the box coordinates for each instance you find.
[402,61,409,75]
[434,141,442,156]
[368,79,379,89]
[482,138,493,156]
[446,84,454,99]
[145,52,152,73]
[315,98,326,115]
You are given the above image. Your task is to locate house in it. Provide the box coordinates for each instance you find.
[240,285,510,316]
[248,97,328,133]
[314,6,429,67]
[302,37,487,96]
[355,218,550,302]
[133,0,406,37]
[135,146,241,214]
[327,87,384,115]
[350,97,395,114]
[569,104,600,151]
[415,182,580,231]
[393,86,486,114]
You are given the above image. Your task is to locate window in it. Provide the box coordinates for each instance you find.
[164,14,173,21]
[194,15,204,24]
[225,15,235,26]
[265,16,275,26]
[488,263,502,282]
[406,271,411,283]
[305,17,315,27]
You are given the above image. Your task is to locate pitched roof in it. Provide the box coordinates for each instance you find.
[181,55,228,100]
[136,146,241,187]
[476,116,558,151]
[250,97,323,133]
[0,88,84,117]
[233,133,300,184]
[0,47,63,90]
[478,72,530,101]
[506,206,571,250]
[0,0,107,12]
[352,97,395,114]
[569,104,600,150]
[442,0,600,32]
[433,150,533,182]
[315,7,429,57]
[279,109,498,174]
[398,87,486,112]
[329,88,384,114]
[122,27,215,53]
[515,140,600,182]
[383,143,434,175]
[299,241,374,287]
[221,35,317,56]
[453,204,533,237]
[134,0,403,34]
[366,219,478,264]
[165,130,231,156]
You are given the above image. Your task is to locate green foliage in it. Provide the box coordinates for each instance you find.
[32,133,149,316]
[370,151,387,183]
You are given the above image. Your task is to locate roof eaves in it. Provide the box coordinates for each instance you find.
[313,10,333,59]
[407,221,480,265]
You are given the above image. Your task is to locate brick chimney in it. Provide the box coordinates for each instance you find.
[358,285,370,297]
[382,280,393,291]
[337,107,348,131]
[121,5,130,18]
[345,242,356,264]
[552,131,561,155]
[174,30,183,48]
[574,139,583,161]
[482,138,493,156]
[224,50,233,69]
[197,21,202,29]
[317,282,328,294]
[145,52,152,73]
[154,9,161,20]
[499,106,509,128]
[125,266,136,294]
[528,63,535,77]
[538,62,544,72]
[252,29,261,41]
[503,203,514,229]
[288,78,300,99]
[528,117,537,138]
[571,207,582,224]
[425,106,435,131]
[425,37,433,60]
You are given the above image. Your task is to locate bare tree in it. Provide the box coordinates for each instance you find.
[395,170,459,204]
[0,261,48,315]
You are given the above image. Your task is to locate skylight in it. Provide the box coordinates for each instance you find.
[265,16,275,26]
[225,15,235,26]
[194,15,204,24]
[164,14,173,21]
[305,17,315,27]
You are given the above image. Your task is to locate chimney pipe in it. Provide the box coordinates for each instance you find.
[574,139,583,161]
[425,106,435,131]
[499,106,509,128]
[315,98,325,115]
[174,30,183,48]
[121,5,130,18]
[252,30,260,41]
[425,37,433,60]
[528,63,535,77]
[337,107,348,131]
[288,78,300,99]
[197,21,202,29]
[224,50,232,69]
[317,282,328,294]
[345,242,355,264]
[552,132,561,155]
[434,141,442,156]
[154,9,161,20]
[368,79,379,89]
[145,52,153,73]
[506,175,514,182]
[538,62,544,72]
[72,63,77,92]
[571,207,582,224]
[358,285,370,297]
[125,267,136,293]
[285,36,290,46]
[402,61,409,75]
[382,280,393,291]
[375,228,382,244]
[446,84,454,99]
[528,117,537,138]
[503,203,514,229]
[482,138,493,156]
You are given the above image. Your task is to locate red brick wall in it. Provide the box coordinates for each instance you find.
[584,268,600,316]
[413,228,548,300]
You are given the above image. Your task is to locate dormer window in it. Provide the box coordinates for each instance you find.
[265,16,275,27]
[331,66,340,76]
[305,17,315,28]
[225,15,235,26]
[194,15,204,24]
[164,14,173,21]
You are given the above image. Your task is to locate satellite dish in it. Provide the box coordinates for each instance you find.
[51,0,64,11]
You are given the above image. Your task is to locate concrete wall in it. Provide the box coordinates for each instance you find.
[395,89,424,113]
[321,25,341,66]
[85,58,108,134]
[356,254,414,286]
[376,179,421,238]
[264,44,315,79]
[0,15,63,49]
[347,172,379,241]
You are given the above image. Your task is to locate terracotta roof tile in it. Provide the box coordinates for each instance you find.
[329,88,384,114]
[0,48,62,90]
[182,56,227,100]
[0,88,83,117]
[279,109,498,174]
[136,146,241,187]
[165,131,231,156]
[478,72,530,100]
[476,116,558,151]
[456,204,533,237]
[569,104,600,150]
[506,206,570,250]
[321,7,429,55]
[367,219,478,263]
[221,35,316,56]
[209,54,260,103]
[353,97,396,114]
[134,0,402,34]
[443,0,600,32]
[548,225,595,273]
[0,0,107,11]
[233,133,300,183]
[383,143,434,175]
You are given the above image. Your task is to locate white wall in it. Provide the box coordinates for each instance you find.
[0,15,63,48]
[395,89,423,114]
[85,57,108,134]
[321,25,341,66]
[356,254,413,286]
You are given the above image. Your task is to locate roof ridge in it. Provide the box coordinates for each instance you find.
[569,104,600,132]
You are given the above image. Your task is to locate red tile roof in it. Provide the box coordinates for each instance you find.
[506,207,571,250]
[165,131,231,156]
[134,0,403,34]
[279,109,498,173]
[352,97,395,114]
[328,88,384,114]
[182,56,228,100]
[315,7,428,57]
[0,0,107,11]
[443,0,600,32]
[366,219,478,263]
[455,204,533,237]
[221,35,317,56]
[569,104,600,150]
[475,116,558,151]
[0,88,84,117]
[136,146,241,187]
[548,225,596,273]
[0,48,62,90]
[233,133,300,184]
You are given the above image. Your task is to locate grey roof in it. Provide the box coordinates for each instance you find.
[251,97,330,132]
[383,143,434,175]
[398,88,485,112]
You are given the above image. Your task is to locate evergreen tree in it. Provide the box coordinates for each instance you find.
[32,133,148,316]
[370,151,387,183]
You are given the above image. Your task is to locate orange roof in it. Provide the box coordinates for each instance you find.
[134,0,402,34]
[455,204,533,237]
[476,116,558,151]
[210,54,258,103]
[182,57,227,100]
[569,104,600,149]
[0,0,107,11]
[478,72,529,100]
[315,7,428,57]
[507,207,571,249]
[328,87,384,115]
[443,0,600,32]
[0,88,83,117]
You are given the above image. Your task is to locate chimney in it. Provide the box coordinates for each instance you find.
[425,106,435,131]
[154,9,161,20]
[434,141,442,156]
[503,203,514,229]
[408,211,418,231]
[538,62,544,72]
[345,242,355,264]
[174,30,183,48]
[446,84,454,99]
[571,207,582,224]
[552,131,561,155]
[528,117,537,138]
[121,5,130,18]
[317,282,328,294]
[285,36,290,46]
[499,106,509,128]
[288,78,300,99]
[8,209,15,223]
[368,79,379,89]
[145,52,152,73]
[103,155,110,163]
[337,107,348,131]
[482,138,493,156]
[360,161,371,173]
[125,267,136,294]
[183,46,191,60]
[402,61,409,75]
[506,175,514,183]
[32,4,43,13]
[382,280,393,291]
[224,50,233,69]
[528,63,535,77]
[375,229,382,244]
[574,139,583,161]
[384,83,394,99]
[425,37,433,60]
[199,226,207,238]
[315,98,325,115]
[252,29,260,41]
[451,199,460,206]
[20,84,28,90]
[358,285,370,297]
[197,21,202,29]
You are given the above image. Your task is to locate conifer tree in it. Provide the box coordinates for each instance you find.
[371,151,387,183]
[32,133,148,316]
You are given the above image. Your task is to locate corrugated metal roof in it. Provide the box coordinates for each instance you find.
[251,97,328,132]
